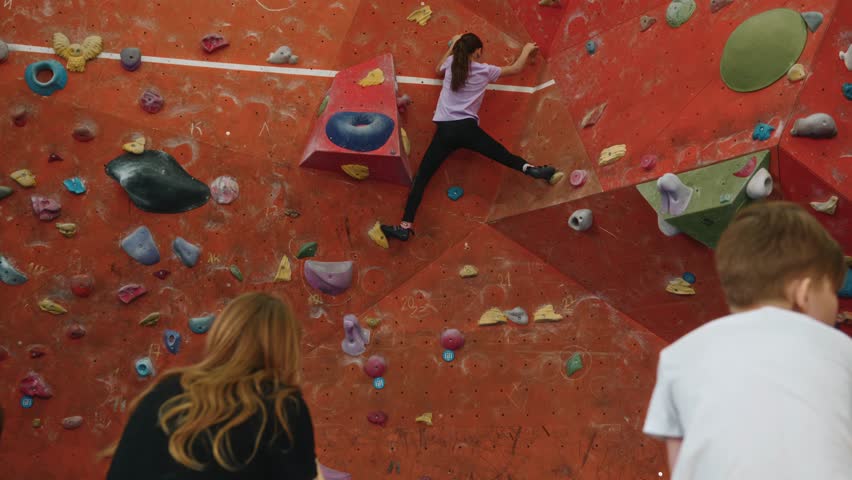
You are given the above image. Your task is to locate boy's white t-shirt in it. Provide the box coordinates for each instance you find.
[644,306,852,480]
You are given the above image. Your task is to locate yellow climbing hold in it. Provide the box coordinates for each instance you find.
[415,412,433,425]
[56,223,78,238]
[38,298,67,315]
[366,317,381,328]
[274,255,292,282]
[358,68,385,87]
[533,304,563,322]
[10,169,36,188]
[787,64,806,82]
[139,312,161,327]
[479,307,507,326]
[401,128,411,156]
[599,144,627,166]
[459,265,478,278]
[122,136,146,154]
[810,195,838,215]
[407,5,433,26]
[666,278,696,296]
[341,164,369,180]
[368,222,389,249]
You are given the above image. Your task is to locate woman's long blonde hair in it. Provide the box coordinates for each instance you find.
[102,292,304,471]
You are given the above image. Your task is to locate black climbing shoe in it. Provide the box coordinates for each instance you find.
[525,165,564,185]
[380,224,414,242]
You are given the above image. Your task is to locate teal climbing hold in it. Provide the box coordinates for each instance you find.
[189,314,215,334]
[297,241,318,259]
[566,353,583,377]
[752,122,775,141]
[839,269,852,298]
[229,265,243,282]
[585,40,597,55]
[447,186,464,201]
[135,357,154,377]
[62,177,86,195]
[682,272,696,284]
[843,83,852,101]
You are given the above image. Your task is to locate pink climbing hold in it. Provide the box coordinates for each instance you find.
[201,34,229,53]
[210,176,240,205]
[66,323,87,339]
[569,169,588,187]
[20,371,53,398]
[28,344,48,358]
[70,273,95,297]
[733,156,757,177]
[440,328,465,351]
[48,153,64,163]
[397,94,412,113]
[118,284,147,304]
[640,154,658,171]
[153,269,171,280]
[363,355,387,378]
[62,416,84,430]
[367,410,388,427]
[31,196,61,221]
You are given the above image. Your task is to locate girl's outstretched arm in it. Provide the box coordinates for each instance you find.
[500,43,538,77]
[436,34,462,76]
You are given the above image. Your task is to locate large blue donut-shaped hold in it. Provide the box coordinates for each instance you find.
[325,111,395,152]
[24,60,68,97]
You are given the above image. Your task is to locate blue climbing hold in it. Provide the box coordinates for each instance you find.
[442,350,455,362]
[21,395,34,408]
[325,112,395,152]
[838,269,852,299]
[752,122,775,141]
[373,377,386,390]
[843,83,852,101]
[121,226,160,266]
[682,272,696,284]
[24,60,68,97]
[135,357,154,377]
[585,40,597,55]
[189,314,215,334]
[62,177,86,195]
[447,186,464,201]
[172,237,201,268]
[163,329,182,354]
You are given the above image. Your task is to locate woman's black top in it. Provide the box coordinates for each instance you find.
[106,374,317,480]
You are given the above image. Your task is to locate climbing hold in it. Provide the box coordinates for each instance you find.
[568,209,594,232]
[640,15,657,32]
[21,396,33,408]
[406,5,432,26]
[599,144,627,166]
[24,60,68,96]
[122,137,146,154]
[189,314,215,334]
[752,122,775,141]
[710,0,733,13]
[733,156,757,177]
[640,154,658,171]
[373,377,385,389]
[139,89,165,114]
[317,95,330,117]
[566,353,583,377]
[682,272,697,284]
[118,284,147,304]
[0,256,28,285]
[70,274,94,297]
[284,208,300,218]
[720,193,733,204]
[39,298,67,315]
[66,323,86,339]
[121,226,160,265]
[533,304,563,322]
[440,329,465,350]
[397,94,412,114]
[539,0,559,5]
[273,255,292,282]
[585,40,597,55]
[57,223,78,238]
[229,265,244,282]
[72,123,97,142]
[53,33,102,72]
[304,260,354,296]
[666,277,696,295]
[479,307,508,326]
[401,127,411,155]
[20,372,53,398]
[459,265,478,278]
[173,237,201,267]
[120,47,142,71]
[790,113,837,138]
[842,45,852,71]
[367,411,388,427]
[10,169,36,188]
[801,12,823,32]
[447,186,464,201]
[810,195,839,215]
[32,418,43,428]
[31,196,62,221]
[657,173,693,216]
[0,39,7,62]
[139,312,161,327]
[839,270,852,298]
[358,68,385,87]
[319,463,353,480]
[366,317,381,328]
[153,269,170,280]
[62,416,83,430]
[363,355,387,378]
[666,0,696,28]
[415,412,433,425]
[107,150,211,213]
[341,314,370,356]
[61,177,86,195]
[504,307,529,325]
[200,34,229,53]
[28,344,48,358]
[843,83,852,101]
[580,103,607,128]
[267,45,298,64]
[297,241,318,259]
[210,176,240,204]
[746,168,773,200]
[326,112,395,152]
[0,186,12,200]
[11,105,29,127]
[569,170,588,187]
[49,153,63,163]
[135,357,154,377]
[341,164,370,180]
[163,329,181,354]
[368,222,389,249]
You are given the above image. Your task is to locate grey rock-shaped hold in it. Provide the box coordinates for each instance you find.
[106,150,210,213]
[658,215,681,237]
[504,307,529,325]
[0,39,8,63]
[120,47,142,71]
[341,314,370,356]
[657,173,694,215]
[790,113,838,138]
[267,45,298,64]
[172,237,201,267]
[710,0,732,14]
[121,226,161,265]
[801,12,823,32]
[666,0,696,28]
[0,255,28,285]
[746,168,773,200]
[639,15,657,32]
[568,209,594,232]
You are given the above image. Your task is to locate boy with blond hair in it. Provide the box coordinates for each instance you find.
[643,201,852,479]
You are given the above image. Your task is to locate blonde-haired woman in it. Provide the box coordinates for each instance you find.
[105,292,321,479]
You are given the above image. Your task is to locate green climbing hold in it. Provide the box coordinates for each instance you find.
[721,9,808,92]
[297,241,318,259]
[566,353,583,377]
[229,265,243,282]
[666,0,696,28]
[317,95,330,117]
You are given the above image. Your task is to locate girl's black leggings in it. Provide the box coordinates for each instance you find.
[402,119,526,222]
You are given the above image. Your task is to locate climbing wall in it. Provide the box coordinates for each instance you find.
[0,1,849,479]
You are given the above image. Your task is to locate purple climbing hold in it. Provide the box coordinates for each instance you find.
[66,323,86,339]
[173,237,201,267]
[440,329,465,351]
[341,314,370,356]
[163,329,181,354]
[139,89,165,114]
[121,226,160,265]
[20,371,53,398]
[153,269,171,280]
[304,260,354,296]
[72,124,97,142]
[120,47,142,71]
[319,463,352,480]
[210,176,240,204]
[48,153,63,163]
[363,355,387,378]
[657,173,693,216]
[28,344,48,358]
[118,284,147,304]
[201,33,229,53]
[367,410,388,427]
[62,416,83,430]
[31,196,61,221]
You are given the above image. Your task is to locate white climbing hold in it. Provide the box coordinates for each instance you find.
[746,168,773,200]
[658,215,680,237]
[657,173,694,216]
[568,209,593,232]
[840,45,852,71]
[810,195,838,215]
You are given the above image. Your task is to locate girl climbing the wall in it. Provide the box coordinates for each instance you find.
[381,33,564,242]
[103,293,323,480]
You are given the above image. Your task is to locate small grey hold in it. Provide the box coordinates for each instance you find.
[0,39,8,63]
[801,12,823,33]
[288,55,298,65]
[504,307,529,325]
[173,237,201,268]
[0,255,28,285]
[120,47,142,71]
[639,15,657,32]
[790,113,838,139]
[267,45,297,64]
[568,209,594,232]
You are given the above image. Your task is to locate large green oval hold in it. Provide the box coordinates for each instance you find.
[666,0,696,28]
[721,9,807,92]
